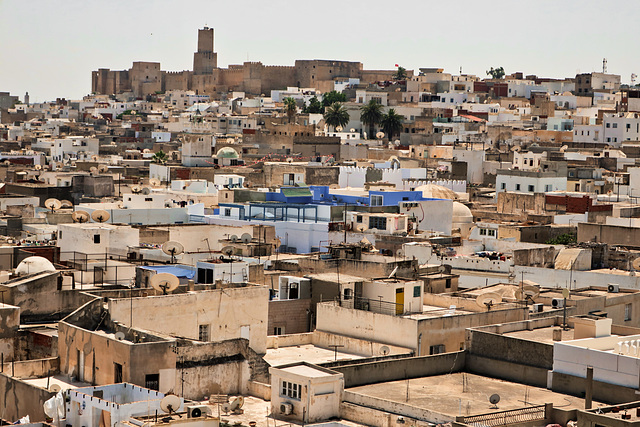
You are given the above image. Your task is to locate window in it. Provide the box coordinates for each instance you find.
[281,381,302,400]
[445,279,452,289]
[224,208,231,217]
[479,228,487,236]
[356,215,363,223]
[606,123,611,128]
[545,184,552,192]
[145,374,159,391]
[371,195,383,206]
[515,184,521,191]
[501,183,506,190]
[528,185,535,192]
[488,229,496,237]
[289,283,299,299]
[273,326,284,335]
[625,303,632,321]
[612,123,618,128]
[413,286,421,297]
[114,363,123,383]
[59,230,62,238]
[199,324,210,341]
[145,197,152,202]
[93,234,100,244]
[429,344,445,355]
[368,216,387,230]
[344,288,353,300]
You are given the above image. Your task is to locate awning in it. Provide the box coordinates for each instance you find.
[282,187,312,198]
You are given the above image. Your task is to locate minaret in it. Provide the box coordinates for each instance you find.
[193,27,218,75]
[24,92,29,105]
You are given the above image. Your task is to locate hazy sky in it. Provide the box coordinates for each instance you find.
[2,0,639,102]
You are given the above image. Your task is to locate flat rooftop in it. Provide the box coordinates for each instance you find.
[348,373,598,416]
[279,364,335,378]
[503,325,575,344]
[264,344,366,366]
[23,374,90,390]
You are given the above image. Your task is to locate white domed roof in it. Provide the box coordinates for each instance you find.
[415,184,459,200]
[452,202,473,222]
[15,256,56,275]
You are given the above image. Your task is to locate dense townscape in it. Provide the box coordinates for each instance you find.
[3,25,640,427]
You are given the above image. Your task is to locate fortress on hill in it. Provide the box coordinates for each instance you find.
[92,27,396,98]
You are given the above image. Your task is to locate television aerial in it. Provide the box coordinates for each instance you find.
[160,394,181,415]
[44,198,62,213]
[71,210,90,223]
[489,393,500,409]
[149,178,161,187]
[380,345,390,356]
[476,292,502,311]
[115,331,125,341]
[162,241,184,263]
[241,233,252,244]
[150,273,180,295]
[49,384,62,393]
[140,187,151,195]
[60,200,73,208]
[91,209,110,223]
[98,164,109,173]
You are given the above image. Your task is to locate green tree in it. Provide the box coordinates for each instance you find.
[323,102,350,132]
[283,97,297,123]
[151,150,168,165]
[360,100,383,139]
[303,96,323,114]
[546,233,577,245]
[393,66,407,81]
[322,90,347,107]
[486,66,505,79]
[380,108,404,139]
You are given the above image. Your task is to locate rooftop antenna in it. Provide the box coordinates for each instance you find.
[91,209,110,223]
[603,58,607,74]
[476,293,502,311]
[162,241,185,264]
[71,210,90,223]
[44,198,62,213]
[632,73,637,85]
[150,273,180,295]
[160,394,182,417]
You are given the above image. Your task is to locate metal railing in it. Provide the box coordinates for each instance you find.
[459,405,546,427]
[340,296,404,316]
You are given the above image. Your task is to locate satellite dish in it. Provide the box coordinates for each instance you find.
[489,393,500,408]
[562,288,570,299]
[141,187,151,195]
[273,238,281,249]
[560,145,569,153]
[44,198,62,212]
[3,160,10,166]
[349,128,355,133]
[91,155,99,161]
[150,273,180,295]
[143,148,151,154]
[388,266,399,279]
[380,345,390,356]
[149,178,161,187]
[221,246,235,257]
[632,258,640,271]
[438,265,447,273]
[98,164,109,173]
[131,185,141,194]
[476,293,502,310]
[60,200,73,208]
[221,403,232,414]
[376,131,385,139]
[35,164,42,170]
[241,233,252,243]
[230,396,244,411]
[230,235,239,243]
[49,384,61,393]
[115,331,125,341]
[72,210,90,223]
[336,126,343,132]
[162,241,185,263]
[160,394,181,414]
[286,158,293,163]
[91,209,111,223]
[357,225,366,232]
[396,249,404,258]
[89,166,98,174]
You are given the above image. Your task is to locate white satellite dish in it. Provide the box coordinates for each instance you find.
[91,155,99,161]
[49,384,62,393]
[98,164,109,173]
[230,235,239,243]
[515,284,541,302]
[60,200,73,208]
[476,292,502,310]
[349,128,355,133]
[388,266,399,279]
[230,396,244,412]
[149,178,161,187]
[357,225,366,232]
[241,233,252,244]
[380,345,390,356]
[72,210,90,223]
[273,238,281,249]
[91,210,110,223]
[221,403,232,414]
[336,126,343,132]
[115,331,125,341]
[131,185,142,194]
[3,160,10,166]
[396,248,404,258]
[162,241,184,263]
[221,246,235,257]
[44,198,62,212]
[150,273,180,295]
[376,131,385,139]
[560,145,568,153]
[35,164,42,170]
[160,394,181,414]
[89,166,98,174]
[632,258,640,271]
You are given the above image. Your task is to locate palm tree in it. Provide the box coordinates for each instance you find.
[360,100,383,139]
[283,97,297,123]
[323,102,350,132]
[151,150,168,165]
[380,109,404,139]
[393,66,407,81]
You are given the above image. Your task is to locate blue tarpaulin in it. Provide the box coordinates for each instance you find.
[140,265,195,279]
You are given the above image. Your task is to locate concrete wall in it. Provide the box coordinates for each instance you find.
[465,354,548,388]
[514,265,640,290]
[578,222,640,247]
[551,371,638,404]
[0,373,54,422]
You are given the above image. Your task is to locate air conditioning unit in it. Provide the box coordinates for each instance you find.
[552,298,564,308]
[280,402,294,415]
[532,303,544,313]
[608,284,620,293]
[187,405,211,418]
